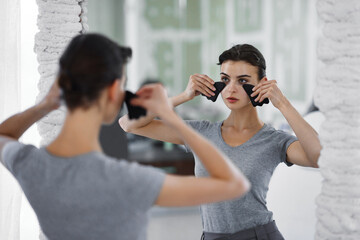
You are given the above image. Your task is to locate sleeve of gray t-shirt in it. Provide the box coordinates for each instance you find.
[274,130,298,166]
[121,162,166,212]
[1,141,26,174]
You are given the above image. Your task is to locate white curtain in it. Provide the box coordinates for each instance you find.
[0,0,22,239]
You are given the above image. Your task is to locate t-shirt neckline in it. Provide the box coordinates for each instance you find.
[41,147,101,160]
[218,121,267,149]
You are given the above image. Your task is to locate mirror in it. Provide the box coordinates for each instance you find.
[87,1,321,240]
[87,0,318,122]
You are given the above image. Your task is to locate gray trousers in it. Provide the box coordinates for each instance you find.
[201,220,285,240]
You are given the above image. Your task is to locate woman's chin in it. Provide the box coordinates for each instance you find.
[225,103,252,111]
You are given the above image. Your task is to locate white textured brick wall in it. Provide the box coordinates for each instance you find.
[315,0,360,239]
[35,1,88,238]
[35,0,88,146]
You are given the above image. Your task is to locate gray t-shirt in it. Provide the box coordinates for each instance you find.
[185,120,297,234]
[2,142,165,240]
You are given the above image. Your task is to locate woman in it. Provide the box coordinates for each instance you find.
[0,34,250,240]
[119,44,321,240]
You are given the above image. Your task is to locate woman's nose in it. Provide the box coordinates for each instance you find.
[225,81,237,92]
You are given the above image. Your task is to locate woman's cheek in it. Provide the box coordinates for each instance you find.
[239,88,249,102]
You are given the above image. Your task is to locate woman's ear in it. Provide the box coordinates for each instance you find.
[108,80,121,102]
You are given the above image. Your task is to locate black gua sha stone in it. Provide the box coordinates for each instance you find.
[201,81,226,102]
[242,84,269,107]
[124,91,147,120]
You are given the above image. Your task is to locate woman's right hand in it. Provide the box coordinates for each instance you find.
[130,84,173,119]
[184,74,216,100]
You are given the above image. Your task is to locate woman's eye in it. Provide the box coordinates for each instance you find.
[221,77,229,83]
[237,79,248,85]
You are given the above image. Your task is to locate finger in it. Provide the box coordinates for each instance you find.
[192,80,215,96]
[255,89,268,102]
[136,87,153,97]
[194,85,214,97]
[130,98,141,106]
[130,98,147,107]
[200,83,216,96]
[194,74,216,91]
[256,86,275,102]
[193,79,215,93]
[259,92,271,103]
[194,73,215,83]
[199,74,215,85]
[253,81,276,92]
[252,81,270,91]
[252,80,276,91]
[136,84,153,94]
[251,84,273,97]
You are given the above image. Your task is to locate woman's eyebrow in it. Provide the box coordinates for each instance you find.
[220,72,251,78]
[237,74,251,78]
[220,72,230,77]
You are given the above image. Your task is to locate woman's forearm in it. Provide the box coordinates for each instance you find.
[0,81,59,140]
[119,91,191,132]
[278,98,321,165]
[0,103,51,140]
[170,91,191,107]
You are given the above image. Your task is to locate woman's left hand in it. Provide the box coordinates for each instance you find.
[38,80,61,113]
[251,80,286,109]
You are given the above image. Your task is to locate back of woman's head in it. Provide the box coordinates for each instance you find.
[58,33,132,111]
[218,44,266,80]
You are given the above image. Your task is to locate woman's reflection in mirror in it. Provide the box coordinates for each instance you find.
[119,44,321,240]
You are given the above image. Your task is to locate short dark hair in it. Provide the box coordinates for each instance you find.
[58,33,132,111]
[218,44,266,80]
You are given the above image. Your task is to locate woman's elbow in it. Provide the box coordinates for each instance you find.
[231,176,251,198]
[118,117,131,132]
[312,160,319,168]
[311,153,320,168]
[239,178,251,196]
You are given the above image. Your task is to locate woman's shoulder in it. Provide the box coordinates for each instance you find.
[262,123,289,134]
[2,142,40,174]
[184,119,220,132]
[4,141,36,152]
[3,142,38,162]
[261,123,297,143]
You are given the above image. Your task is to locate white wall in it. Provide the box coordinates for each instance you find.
[268,165,322,239]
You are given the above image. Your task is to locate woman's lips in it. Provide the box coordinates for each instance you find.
[226,97,239,103]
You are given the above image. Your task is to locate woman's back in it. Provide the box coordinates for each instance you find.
[3,141,165,240]
[0,33,249,240]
